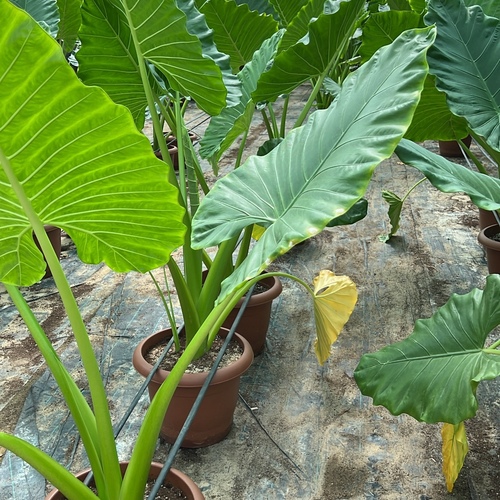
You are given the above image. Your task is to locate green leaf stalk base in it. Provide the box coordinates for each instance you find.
[133,329,253,448]
[45,462,204,499]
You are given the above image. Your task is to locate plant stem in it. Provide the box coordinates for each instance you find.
[261,108,275,138]
[280,94,289,137]
[0,146,121,499]
[235,127,250,169]
[149,271,180,351]
[267,103,280,138]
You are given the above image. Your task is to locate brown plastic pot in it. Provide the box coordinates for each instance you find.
[478,224,500,274]
[133,328,253,448]
[153,131,197,170]
[438,135,472,157]
[479,209,499,230]
[45,461,204,499]
[221,274,282,355]
[33,225,62,279]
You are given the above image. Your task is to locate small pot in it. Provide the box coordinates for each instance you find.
[221,274,282,355]
[133,328,253,448]
[45,461,204,499]
[438,135,472,157]
[33,225,62,279]
[478,224,500,274]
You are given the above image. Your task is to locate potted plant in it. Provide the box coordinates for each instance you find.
[71,0,438,447]
[0,2,207,498]
[362,0,500,241]
[1,0,438,488]
[355,0,500,492]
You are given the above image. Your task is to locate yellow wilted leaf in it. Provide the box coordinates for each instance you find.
[251,225,266,240]
[312,270,358,365]
[441,422,469,492]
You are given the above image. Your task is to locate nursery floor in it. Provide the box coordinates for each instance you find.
[1,102,499,499]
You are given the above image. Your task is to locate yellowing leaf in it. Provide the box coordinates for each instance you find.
[251,224,266,240]
[441,422,469,492]
[312,270,358,364]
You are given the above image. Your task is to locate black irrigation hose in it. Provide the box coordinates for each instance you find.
[147,285,255,500]
[82,284,256,494]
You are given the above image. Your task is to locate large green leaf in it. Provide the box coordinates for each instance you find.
[404,75,469,142]
[359,11,422,63]
[192,27,435,298]
[278,0,325,52]
[354,274,500,424]
[11,0,60,37]
[199,0,278,73]
[234,0,276,17]
[268,0,308,26]
[56,0,82,53]
[175,0,241,108]
[464,0,500,19]
[78,0,226,125]
[425,0,500,151]
[359,10,468,141]
[253,0,366,103]
[0,0,185,286]
[199,30,284,164]
[396,139,500,211]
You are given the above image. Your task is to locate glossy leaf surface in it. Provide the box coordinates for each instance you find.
[0,1,185,286]
[425,0,500,151]
[192,28,435,299]
[56,0,82,53]
[355,275,500,424]
[78,0,226,123]
[396,139,500,211]
[200,31,284,163]
[253,0,366,102]
[200,0,278,73]
[313,270,358,365]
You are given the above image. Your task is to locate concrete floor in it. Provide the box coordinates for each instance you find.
[0,103,499,499]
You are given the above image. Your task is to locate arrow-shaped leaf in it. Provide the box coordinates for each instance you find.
[253,0,366,103]
[0,1,185,286]
[425,0,500,151]
[78,0,226,124]
[354,274,500,424]
[396,139,500,211]
[199,30,284,164]
[192,28,435,299]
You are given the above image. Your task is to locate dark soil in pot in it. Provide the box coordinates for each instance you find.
[478,224,500,273]
[133,328,253,448]
[45,462,204,500]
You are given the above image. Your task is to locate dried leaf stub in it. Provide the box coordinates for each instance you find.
[312,270,358,365]
[442,422,469,492]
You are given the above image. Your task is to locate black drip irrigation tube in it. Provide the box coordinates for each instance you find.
[84,284,255,496]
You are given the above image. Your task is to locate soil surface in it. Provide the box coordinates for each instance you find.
[1,99,499,499]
